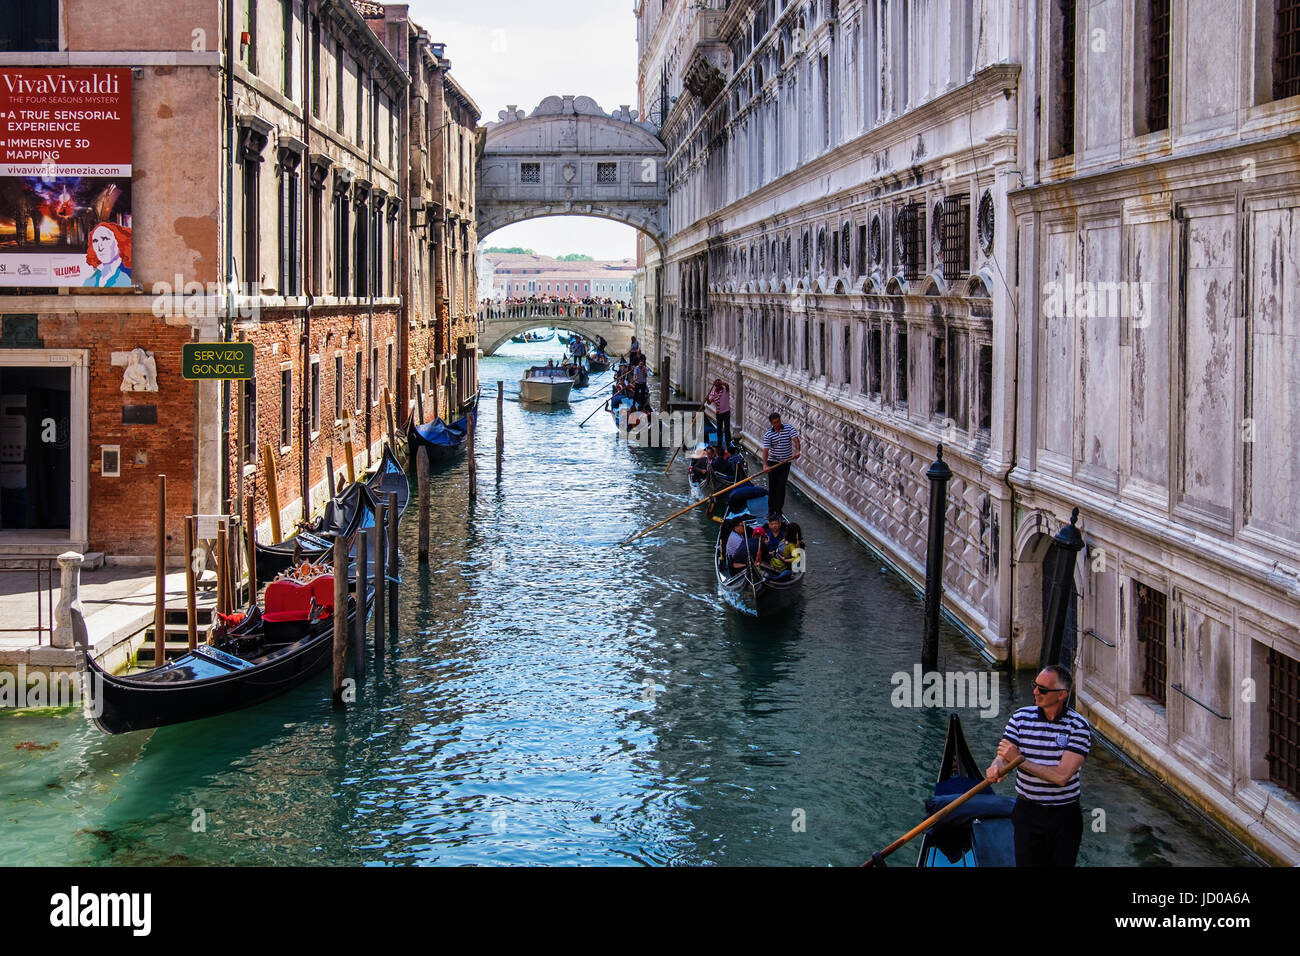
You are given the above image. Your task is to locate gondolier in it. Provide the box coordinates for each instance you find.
[707,379,732,448]
[761,412,800,516]
[985,665,1091,866]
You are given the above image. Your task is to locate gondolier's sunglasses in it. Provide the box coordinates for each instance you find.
[1031,683,1066,695]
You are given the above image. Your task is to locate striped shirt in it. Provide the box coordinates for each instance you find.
[762,423,798,462]
[1003,705,1091,804]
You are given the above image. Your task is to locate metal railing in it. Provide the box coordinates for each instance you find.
[0,559,57,644]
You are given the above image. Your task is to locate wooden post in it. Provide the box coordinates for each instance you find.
[383,385,397,454]
[153,476,166,668]
[215,524,227,618]
[416,383,425,424]
[244,495,258,607]
[431,369,439,422]
[659,355,670,411]
[262,443,283,544]
[468,407,477,500]
[326,455,336,499]
[354,512,368,679]
[373,502,386,649]
[496,381,504,483]
[332,534,347,707]
[417,447,430,563]
[341,407,357,484]
[184,515,197,650]
[386,490,398,641]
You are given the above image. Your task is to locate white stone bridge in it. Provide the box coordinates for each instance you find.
[477,301,636,356]
[477,95,668,252]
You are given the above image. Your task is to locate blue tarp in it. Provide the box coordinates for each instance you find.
[414,415,469,446]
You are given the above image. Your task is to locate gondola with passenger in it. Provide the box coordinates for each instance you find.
[713,485,805,616]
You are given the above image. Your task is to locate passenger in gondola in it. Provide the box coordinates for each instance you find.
[723,441,748,479]
[757,513,787,556]
[689,445,717,480]
[725,517,761,572]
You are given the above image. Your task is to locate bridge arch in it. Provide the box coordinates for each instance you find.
[477,96,668,254]
[478,302,637,355]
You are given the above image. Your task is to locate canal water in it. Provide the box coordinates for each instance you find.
[0,341,1260,866]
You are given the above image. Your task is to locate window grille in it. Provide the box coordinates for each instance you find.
[1277,0,1300,100]
[597,163,618,184]
[896,204,926,280]
[1147,0,1171,131]
[521,163,541,184]
[1267,646,1300,799]
[1136,583,1168,706]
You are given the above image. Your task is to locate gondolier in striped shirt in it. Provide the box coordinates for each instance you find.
[985,665,1091,866]
[761,412,800,516]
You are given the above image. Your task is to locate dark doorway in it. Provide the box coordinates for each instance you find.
[0,366,71,530]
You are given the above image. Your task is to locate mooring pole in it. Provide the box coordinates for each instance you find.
[184,515,197,650]
[332,534,347,707]
[244,494,258,606]
[354,514,368,680]
[922,445,953,673]
[373,501,386,650]
[417,447,430,563]
[659,354,670,411]
[1041,507,1086,671]
[496,380,504,483]
[468,408,478,500]
[386,491,398,639]
[154,475,166,667]
[326,455,336,500]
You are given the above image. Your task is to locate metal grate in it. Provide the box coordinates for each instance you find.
[1136,583,1168,705]
[597,163,618,184]
[1277,0,1300,100]
[1267,646,1300,799]
[941,195,971,281]
[1147,0,1171,131]
[896,203,926,280]
[1059,0,1077,156]
[521,162,540,184]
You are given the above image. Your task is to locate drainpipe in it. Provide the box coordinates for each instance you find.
[299,3,314,519]
[366,54,376,468]
[223,0,237,519]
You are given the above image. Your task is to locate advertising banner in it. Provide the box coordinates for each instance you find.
[0,67,133,288]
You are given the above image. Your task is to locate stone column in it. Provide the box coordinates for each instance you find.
[53,551,85,650]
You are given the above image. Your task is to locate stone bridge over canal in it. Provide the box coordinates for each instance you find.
[477,302,636,356]
[477,95,668,252]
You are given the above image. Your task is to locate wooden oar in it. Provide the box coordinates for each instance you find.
[861,755,1025,867]
[579,396,612,428]
[662,407,703,475]
[620,464,777,547]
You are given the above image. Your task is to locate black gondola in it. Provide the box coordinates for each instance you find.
[85,574,374,735]
[254,445,408,583]
[915,713,1016,867]
[713,485,804,616]
[407,411,472,465]
[563,361,589,388]
[586,352,611,373]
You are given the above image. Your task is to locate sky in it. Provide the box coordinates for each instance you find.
[407,0,642,260]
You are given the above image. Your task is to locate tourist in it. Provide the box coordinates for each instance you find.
[985,665,1091,866]
[725,517,759,572]
[706,379,732,448]
[761,412,800,516]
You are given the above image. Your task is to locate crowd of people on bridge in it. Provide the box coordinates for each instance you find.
[482,295,631,309]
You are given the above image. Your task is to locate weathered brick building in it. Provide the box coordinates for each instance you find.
[0,0,478,563]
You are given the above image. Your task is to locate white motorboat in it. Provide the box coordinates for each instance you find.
[519,365,574,405]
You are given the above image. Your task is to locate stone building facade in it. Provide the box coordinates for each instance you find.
[1010,0,1300,865]
[635,0,1300,862]
[0,0,479,563]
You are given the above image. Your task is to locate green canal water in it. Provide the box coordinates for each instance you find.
[0,342,1261,866]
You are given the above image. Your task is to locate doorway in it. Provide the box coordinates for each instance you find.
[1,366,70,530]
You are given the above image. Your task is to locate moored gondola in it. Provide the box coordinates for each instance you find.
[85,568,374,735]
[713,484,804,616]
[915,713,1016,867]
[407,411,472,465]
[255,445,406,583]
